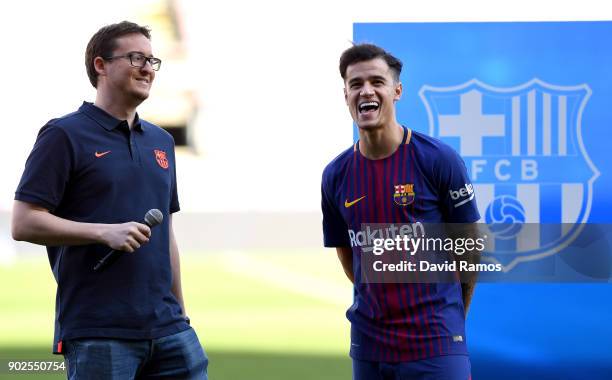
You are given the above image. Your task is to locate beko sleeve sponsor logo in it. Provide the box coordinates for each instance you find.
[449,183,475,208]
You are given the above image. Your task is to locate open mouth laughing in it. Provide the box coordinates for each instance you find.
[359,101,379,115]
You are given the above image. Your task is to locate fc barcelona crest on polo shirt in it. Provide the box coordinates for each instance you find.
[394,183,415,206]
[154,150,169,169]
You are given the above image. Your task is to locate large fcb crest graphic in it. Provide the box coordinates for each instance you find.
[420,79,600,271]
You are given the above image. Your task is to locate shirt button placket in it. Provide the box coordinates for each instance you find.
[131,135,140,164]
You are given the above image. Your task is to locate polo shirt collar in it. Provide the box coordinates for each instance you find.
[80,101,144,132]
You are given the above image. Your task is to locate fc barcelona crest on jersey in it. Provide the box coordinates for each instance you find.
[154,150,169,169]
[394,184,415,206]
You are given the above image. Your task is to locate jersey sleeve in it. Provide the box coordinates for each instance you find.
[321,169,350,247]
[15,124,74,212]
[437,145,480,223]
[169,142,180,214]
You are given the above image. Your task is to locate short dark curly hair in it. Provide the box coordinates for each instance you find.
[85,21,151,88]
[339,43,402,82]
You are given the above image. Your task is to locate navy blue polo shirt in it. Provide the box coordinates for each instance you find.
[15,102,189,353]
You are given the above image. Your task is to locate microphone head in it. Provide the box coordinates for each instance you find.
[144,209,164,227]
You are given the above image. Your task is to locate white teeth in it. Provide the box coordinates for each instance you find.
[359,101,379,112]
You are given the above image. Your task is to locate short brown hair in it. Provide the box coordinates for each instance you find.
[339,43,403,82]
[85,21,151,88]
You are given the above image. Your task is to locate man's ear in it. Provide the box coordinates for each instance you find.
[394,81,403,102]
[93,56,107,77]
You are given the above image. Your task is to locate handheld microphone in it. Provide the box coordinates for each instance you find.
[93,209,163,271]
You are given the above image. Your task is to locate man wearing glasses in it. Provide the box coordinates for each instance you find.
[12,21,208,379]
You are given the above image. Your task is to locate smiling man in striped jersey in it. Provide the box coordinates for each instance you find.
[321,43,480,380]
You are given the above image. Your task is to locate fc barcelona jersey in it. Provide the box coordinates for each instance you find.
[321,126,480,362]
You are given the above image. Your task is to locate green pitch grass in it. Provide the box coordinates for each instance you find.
[0,251,352,379]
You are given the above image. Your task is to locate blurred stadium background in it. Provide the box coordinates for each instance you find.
[1,0,611,379]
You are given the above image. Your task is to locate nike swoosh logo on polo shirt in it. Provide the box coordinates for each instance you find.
[95,151,111,158]
[345,196,366,208]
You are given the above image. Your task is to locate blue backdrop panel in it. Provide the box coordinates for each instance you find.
[353,22,612,379]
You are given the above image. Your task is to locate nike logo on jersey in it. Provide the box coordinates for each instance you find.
[345,196,366,208]
[95,151,111,158]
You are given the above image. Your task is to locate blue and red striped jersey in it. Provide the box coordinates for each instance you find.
[321,126,480,362]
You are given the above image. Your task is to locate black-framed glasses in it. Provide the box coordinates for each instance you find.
[104,52,162,71]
